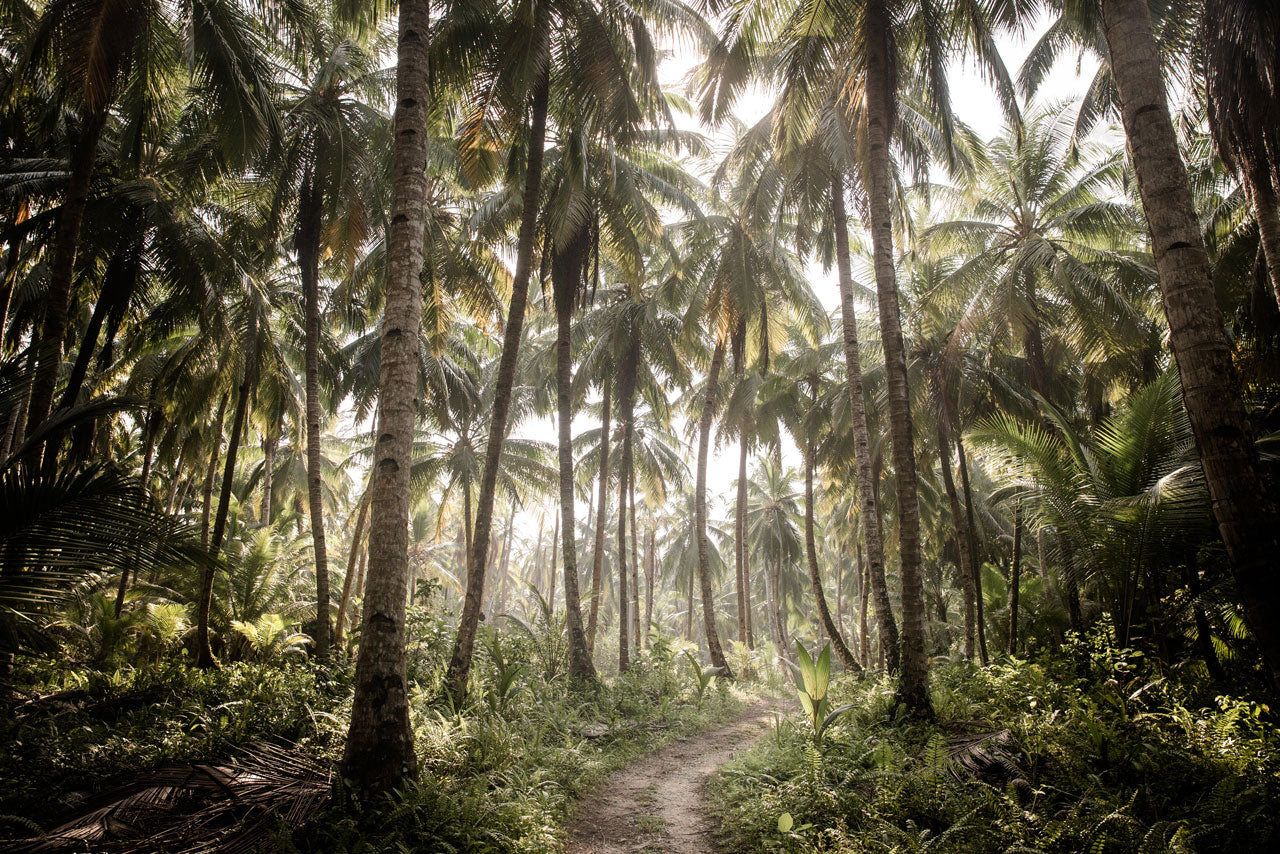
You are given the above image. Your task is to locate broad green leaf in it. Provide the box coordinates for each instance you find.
[778,813,794,833]
[814,643,831,701]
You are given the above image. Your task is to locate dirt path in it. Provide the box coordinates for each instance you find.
[565,700,779,854]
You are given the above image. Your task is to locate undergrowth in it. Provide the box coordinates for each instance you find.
[0,601,745,852]
[707,625,1279,853]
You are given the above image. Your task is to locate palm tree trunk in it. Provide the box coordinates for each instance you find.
[644,526,655,648]
[341,0,430,793]
[863,1,930,717]
[955,432,988,664]
[197,310,257,669]
[804,438,861,672]
[1242,163,1280,309]
[695,340,732,675]
[630,474,640,656]
[25,110,106,471]
[936,421,976,659]
[587,376,612,653]
[299,173,332,662]
[554,279,596,682]
[735,435,749,645]
[549,508,558,617]
[446,66,551,702]
[200,396,228,548]
[858,541,871,667]
[616,418,632,673]
[335,487,370,653]
[1009,503,1021,655]
[832,176,900,672]
[260,430,277,525]
[1103,0,1280,687]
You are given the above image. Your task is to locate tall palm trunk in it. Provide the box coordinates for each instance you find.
[1101,0,1280,686]
[804,435,861,672]
[955,432,987,664]
[735,435,750,646]
[549,509,558,616]
[832,175,900,672]
[858,541,871,666]
[25,110,105,471]
[261,430,277,525]
[197,310,258,669]
[1242,163,1280,308]
[644,527,655,648]
[936,420,976,659]
[340,0,430,793]
[553,249,598,684]
[335,487,370,653]
[298,173,331,661]
[694,340,732,675]
[587,377,612,652]
[200,396,228,547]
[1009,503,1021,655]
[446,67,551,701]
[616,333,639,671]
[863,1,930,717]
[630,475,640,655]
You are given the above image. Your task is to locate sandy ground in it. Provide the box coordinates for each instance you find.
[564,700,779,854]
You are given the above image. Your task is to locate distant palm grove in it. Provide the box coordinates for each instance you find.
[4,0,1280,852]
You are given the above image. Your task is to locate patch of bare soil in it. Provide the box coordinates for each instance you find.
[565,700,778,854]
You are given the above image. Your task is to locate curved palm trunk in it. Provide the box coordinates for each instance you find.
[804,437,861,672]
[299,174,331,662]
[863,1,931,717]
[1102,0,1280,687]
[340,1,431,793]
[553,257,598,684]
[936,420,976,659]
[832,176,900,672]
[197,311,257,669]
[586,377,612,653]
[446,68,551,702]
[25,110,105,471]
[694,340,732,675]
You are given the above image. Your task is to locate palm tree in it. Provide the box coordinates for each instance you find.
[340,0,428,795]
[17,0,280,471]
[1099,0,1280,686]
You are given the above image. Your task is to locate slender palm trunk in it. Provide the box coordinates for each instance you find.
[832,176,899,672]
[587,377,612,652]
[1242,163,1280,308]
[936,421,976,659]
[955,432,987,664]
[261,430,276,525]
[630,475,640,656]
[858,542,871,666]
[299,174,331,661]
[553,264,597,683]
[804,437,861,672]
[549,509,558,617]
[735,435,749,645]
[335,487,370,653]
[340,0,430,792]
[197,312,257,669]
[864,2,930,717]
[1102,0,1280,687]
[200,396,228,548]
[615,407,634,672]
[446,67,551,701]
[695,341,732,675]
[644,527,655,647]
[25,111,106,471]
[1009,504,1022,655]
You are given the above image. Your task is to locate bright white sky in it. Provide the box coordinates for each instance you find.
[483,14,1101,548]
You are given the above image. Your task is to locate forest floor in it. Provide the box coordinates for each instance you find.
[565,697,782,854]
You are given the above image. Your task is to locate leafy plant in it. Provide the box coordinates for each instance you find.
[792,642,854,742]
[682,650,719,706]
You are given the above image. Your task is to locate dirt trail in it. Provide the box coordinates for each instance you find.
[565,700,779,854]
